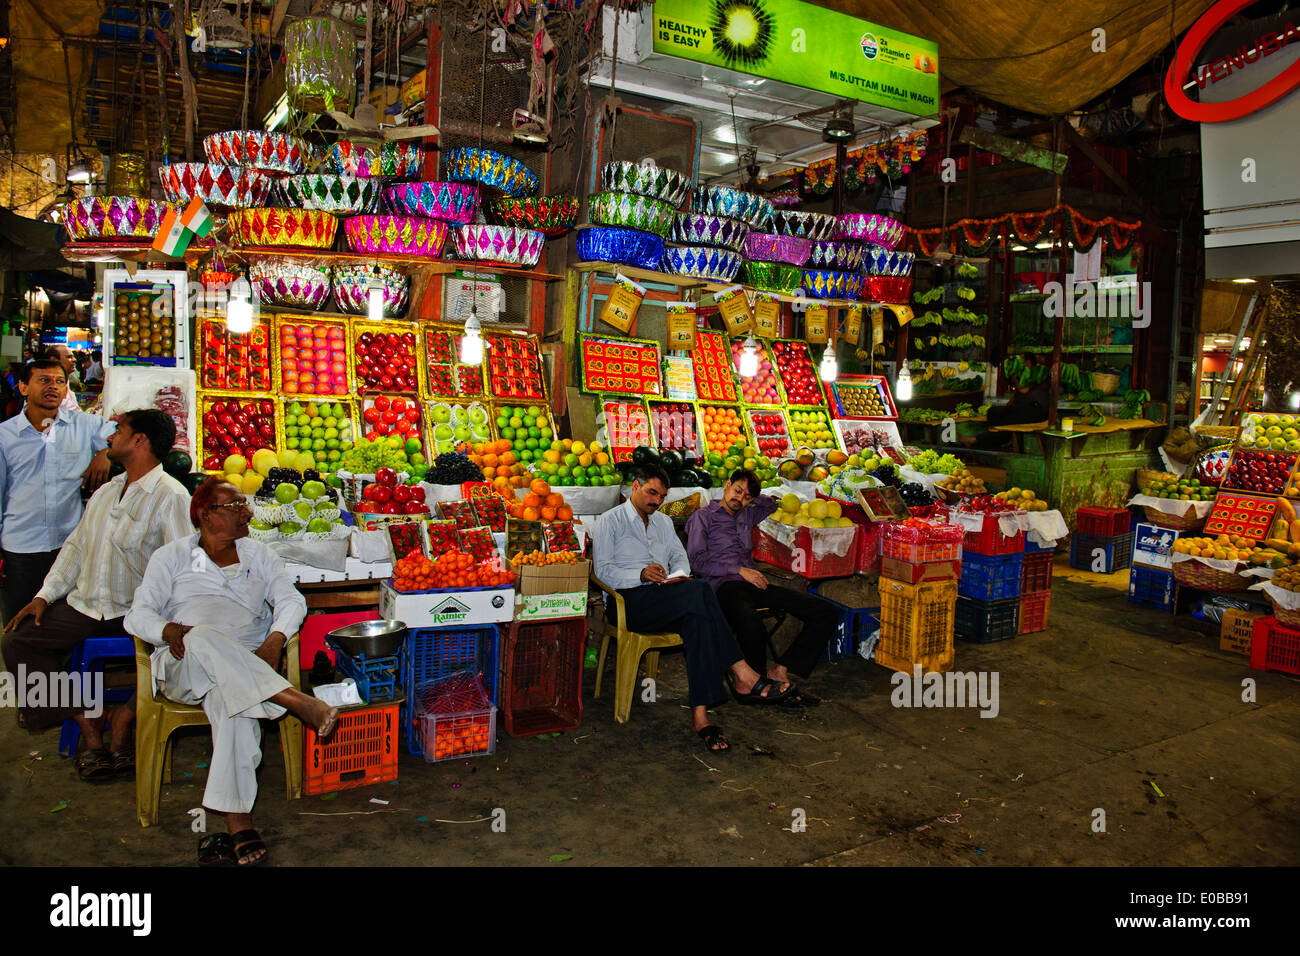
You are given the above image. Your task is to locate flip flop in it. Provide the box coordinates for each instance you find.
[697,725,730,754]
[230,829,268,866]
[731,676,795,706]
[198,833,235,867]
[75,748,115,783]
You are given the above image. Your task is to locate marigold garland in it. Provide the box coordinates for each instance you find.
[904,205,1142,258]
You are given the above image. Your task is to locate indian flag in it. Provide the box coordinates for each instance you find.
[180,197,213,238]
[152,209,190,256]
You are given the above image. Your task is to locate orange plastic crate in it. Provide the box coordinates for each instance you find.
[302,702,400,796]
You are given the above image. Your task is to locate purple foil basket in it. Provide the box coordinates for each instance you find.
[63,197,173,241]
[451,224,545,267]
[742,232,812,266]
[837,213,904,249]
[333,264,409,317]
[248,259,332,310]
[672,214,749,252]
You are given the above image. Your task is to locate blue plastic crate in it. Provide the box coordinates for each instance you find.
[955,595,1020,643]
[335,651,399,704]
[958,552,1024,600]
[1069,532,1134,573]
[1128,564,1175,611]
[1024,533,1059,554]
[810,593,878,661]
[400,625,500,756]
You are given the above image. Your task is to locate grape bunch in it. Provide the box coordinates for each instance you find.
[898,482,933,507]
[340,437,409,474]
[872,462,903,488]
[428,452,484,485]
[259,468,304,497]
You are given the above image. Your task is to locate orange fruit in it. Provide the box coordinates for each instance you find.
[541,506,557,521]
[556,505,573,520]
[530,478,551,497]
[495,465,511,478]
[545,492,563,507]
[482,453,498,469]
[500,451,516,466]
[523,492,542,508]
[523,507,540,521]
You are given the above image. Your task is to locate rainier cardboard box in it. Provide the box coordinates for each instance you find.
[379,580,515,627]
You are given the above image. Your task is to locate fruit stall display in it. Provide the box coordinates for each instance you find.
[217,449,318,499]
[691,330,739,403]
[745,408,791,460]
[579,334,663,397]
[351,320,425,395]
[1238,412,1300,454]
[490,403,556,465]
[200,394,278,472]
[273,316,352,397]
[1221,449,1298,496]
[1204,492,1278,540]
[598,397,653,463]
[1137,474,1216,502]
[353,465,434,519]
[786,407,837,452]
[360,394,424,451]
[768,340,825,407]
[279,398,356,479]
[825,373,897,419]
[426,400,493,454]
[730,338,785,407]
[531,438,622,488]
[697,404,752,455]
[199,315,272,391]
[648,401,702,458]
[107,284,182,366]
[425,328,487,399]
[487,332,547,402]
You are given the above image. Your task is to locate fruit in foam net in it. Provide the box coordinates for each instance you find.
[771,492,852,528]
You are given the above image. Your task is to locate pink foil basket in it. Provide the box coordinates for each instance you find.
[158,163,277,208]
[742,232,812,266]
[248,259,332,310]
[343,215,448,257]
[62,196,173,241]
[451,224,545,267]
[837,213,905,250]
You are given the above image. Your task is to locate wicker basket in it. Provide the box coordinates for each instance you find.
[1143,504,1206,532]
[937,487,971,505]
[1172,559,1248,592]
[1269,597,1300,628]
[1092,372,1120,395]
[1135,467,1166,488]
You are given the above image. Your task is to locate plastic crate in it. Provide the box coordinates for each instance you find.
[335,651,399,703]
[876,577,956,674]
[1250,617,1300,676]
[962,519,1026,557]
[879,521,965,564]
[414,672,497,763]
[303,702,400,796]
[753,525,858,579]
[1021,550,1054,594]
[401,625,500,756]
[958,552,1024,600]
[1076,506,1131,537]
[806,585,878,661]
[498,618,584,738]
[955,595,1020,643]
[1070,532,1134,573]
[1128,564,1175,611]
[1023,533,1058,554]
[1018,590,1051,634]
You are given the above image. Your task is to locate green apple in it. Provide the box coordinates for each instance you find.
[274,482,299,504]
[293,501,313,520]
[469,405,489,426]
[436,440,454,454]
[250,519,274,531]
[433,423,454,441]
[453,425,471,442]
[277,521,302,535]
[313,499,336,512]
[431,404,452,424]
[301,480,326,500]
[306,517,332,533]
[451,405,469,424]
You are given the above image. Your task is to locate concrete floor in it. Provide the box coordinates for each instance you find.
[2,557,1297,867]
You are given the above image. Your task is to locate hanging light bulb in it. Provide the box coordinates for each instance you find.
[367,268,385,322]
[819,338,838,383]
[227,278,253,333]
[895,363,913,401]
[461,308,484,365]
[738,335,759,378]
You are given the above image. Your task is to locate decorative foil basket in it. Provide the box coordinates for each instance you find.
[808,240,865,272]
[226,208,338,248]
[385,181,481,225]
[333,264,409,317]
[837,213,904,249]
[574,226,664,270]
[742,232,812,266]
[249,259,332,310]
[862,244,890,275]
[158,163,274,208]
[285,17,356,114]
[200,256,239,288]
[691,186,773,230]
[344,215,448,257]
[63,197,173,241]
[444,146,539,199]
[673,214,748,252]
[452,224,545,266]
[894,251,916,277]
[801,269,865,299]
[600,159,691,207]
[743,261,803,294]
[589,191,676,239]
[861,275,912,303]
[488,195,580,237]
[281,174,381,214]
[661,245,742,283]
[772,209,837,242]
[327,140,425,180]
[203,130,310,174]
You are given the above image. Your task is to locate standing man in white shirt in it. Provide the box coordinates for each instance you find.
[2,408,193,780]
[591,465,795,755]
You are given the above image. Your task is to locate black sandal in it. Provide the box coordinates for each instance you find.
[75,748,115,783]
[110,744,135,776]
[230,829,268,866]
[698,725,730,754]
[731,676,795,706]
[198,833,236,866]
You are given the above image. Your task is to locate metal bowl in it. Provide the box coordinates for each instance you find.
[326,620,408,659]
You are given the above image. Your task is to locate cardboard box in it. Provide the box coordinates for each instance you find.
[880,556,962,585]
[379,580,515,627]
[1220,608,1263,656]
[517,592,588,621]
[515,560,590,621]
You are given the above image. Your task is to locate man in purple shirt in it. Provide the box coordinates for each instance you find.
[687,470,836,699]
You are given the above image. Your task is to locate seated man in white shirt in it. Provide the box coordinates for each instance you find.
[126,477,339,867]
[591,464,795,755]
[2,408,193,781]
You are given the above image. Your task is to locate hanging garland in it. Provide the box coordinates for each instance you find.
[788,130,927,196]
[1009,210,1052,244]
[903,204,1142,259]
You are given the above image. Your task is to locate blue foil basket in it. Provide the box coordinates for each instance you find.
[575,226,666,270]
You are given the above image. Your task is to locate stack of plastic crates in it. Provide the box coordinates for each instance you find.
[400,625,500,756]
[498,618,584,738]
[876,577,957,674]
[807,582,878,661]
[1019,540,1055,635]
[1128,521,1180,612]
[1069,507,1133,573]
[955,515,1024,643]
[413,671,497,763]
[303,701,401,795]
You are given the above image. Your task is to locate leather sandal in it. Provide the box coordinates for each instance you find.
[75,748,115,783]
[231,829,268,866]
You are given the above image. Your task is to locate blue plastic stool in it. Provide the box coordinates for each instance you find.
[58,635,136,757]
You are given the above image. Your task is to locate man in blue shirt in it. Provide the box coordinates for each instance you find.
[0,359,114,623]
[592,464,795,754]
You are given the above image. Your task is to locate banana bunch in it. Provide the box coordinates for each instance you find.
[913,287,944,305]
[1117,388,1150,420]
[958,361,970,372]
[972,335,985,348]
[957,286,977,301]
[957,262,980,279]
[1079,403,1107,427]
[1003,355,1027,383]
[1060,363,1083,394]
[940,365,957,378]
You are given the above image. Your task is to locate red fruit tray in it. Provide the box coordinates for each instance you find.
[579,333,663,397]
[691,329,739,403]
[768,339,826,408]
[199,392,278,470]
[744,406,791,460]
[648,400,702,457]
[487,332,547,401]
[1204,492,1277,540]
[1221,448,1298,496]
[601,396,652,462]
[730,337,784,407]
[351,319,424,395]
[424,327,487,399]
[272,315,352,397]
[199,315,272,391]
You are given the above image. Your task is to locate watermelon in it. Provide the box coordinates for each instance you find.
[163,450,192,480]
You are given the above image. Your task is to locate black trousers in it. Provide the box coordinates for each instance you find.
[716,580,837,679]
[616,579,744,709]
[976,401,1047,449]
[1,549,60,625]
[0,599,127,730]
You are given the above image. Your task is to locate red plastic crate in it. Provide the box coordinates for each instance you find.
[1021,551,1054,594]
[962,519,1025,556]
[879,521,965,563]
[299,609,380,670]
[1250,616,1300,676]
[1018,591,1051,634]
[499,618,584,738]
[1076,506,1131,537]
[415,672,497,763]
[303,702,400,796]
[754,525,858,579]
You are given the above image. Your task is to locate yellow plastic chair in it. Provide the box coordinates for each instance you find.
[132,634,303,828]
[590,570,683,724]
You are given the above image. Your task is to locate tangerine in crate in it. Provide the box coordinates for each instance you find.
[415,671,497,763]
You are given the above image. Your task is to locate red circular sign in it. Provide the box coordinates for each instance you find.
[1164,0,1300,122]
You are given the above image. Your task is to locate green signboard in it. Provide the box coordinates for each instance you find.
[651,0,939,116]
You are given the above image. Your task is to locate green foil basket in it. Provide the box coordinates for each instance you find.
[588,191,676,238]
[743,261,803,294]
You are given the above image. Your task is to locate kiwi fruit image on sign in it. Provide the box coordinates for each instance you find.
[709,0,775,69]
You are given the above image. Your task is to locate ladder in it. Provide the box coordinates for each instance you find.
[1202,291,1268,427]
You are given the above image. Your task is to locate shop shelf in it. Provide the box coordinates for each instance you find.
[955,595,1020,644]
